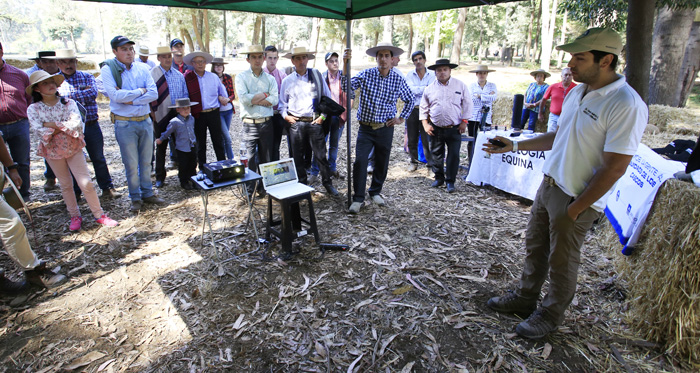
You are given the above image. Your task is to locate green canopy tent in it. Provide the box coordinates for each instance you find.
[79,0,522,206]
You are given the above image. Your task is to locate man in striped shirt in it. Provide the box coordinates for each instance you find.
[344,43,414,214]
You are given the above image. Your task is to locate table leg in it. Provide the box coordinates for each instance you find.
[200,190,217,254]
[240,181,260,244]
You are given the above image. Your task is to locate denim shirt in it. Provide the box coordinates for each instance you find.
[159,114,196,152]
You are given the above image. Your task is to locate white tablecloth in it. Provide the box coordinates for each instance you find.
[466,131,550,200]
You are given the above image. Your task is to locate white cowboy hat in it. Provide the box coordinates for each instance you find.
[283,46,316,59]
[138,46,153,56]
[154,46,172,55]
[27,71,65,95]
[469,65,495,73]
[366,42,404,57]
[183,51,214,65]
[49,49,82,60]
[239,45,264,55]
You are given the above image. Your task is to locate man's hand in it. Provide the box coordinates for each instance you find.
[313,116,324,125]
[140,88,147,95]
[458,121,467,134]
[386,117,404,127]
[343,49,352,61]
[538,112,544,121]
[285,115,297,124]
[8,169,21,188]
[423,122,434,136]
[566,203,581,221]
[482,136,513,154]
[218,96,230,106]
[251,92,268,105]
[155,138,162,145]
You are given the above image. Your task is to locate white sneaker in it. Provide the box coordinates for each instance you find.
[371,194,385,206]
[348,202,362,214]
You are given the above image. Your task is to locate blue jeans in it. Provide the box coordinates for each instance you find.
[83,120,114,190]
[1,119,31,198]
[352,125,393,203]
[220,109,234,160]
[114,118,155,201]
[521,109,538,131]
[310,116,343,175]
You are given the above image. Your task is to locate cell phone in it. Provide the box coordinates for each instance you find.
[488,138,507,148]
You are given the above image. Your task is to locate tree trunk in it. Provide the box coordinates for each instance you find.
[477,7,484,63]
[374,31,379,47]
[203,10,210,52]
[625,0,655,103]
[649,6,696,106]
[70,27,78,52]
[533,0,541,63]
[408,15,414,58]
[181,29,195,53]
[382,16,393,43]
[191,12,204,51]
[450,8,468,64]
[222,11,227,57]
[501,6,510,65]
[556,11,568,68]
[252,15,262,45]
[540,0,557,70]
[677,17,700,107]
[526,0,535,63]
[310,17,321,67]
[431,10,442,61]
[260,16,267,48]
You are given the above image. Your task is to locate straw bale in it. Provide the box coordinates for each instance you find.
[492,92,548,132]
[602,179,700,363]
[648,104,700,132]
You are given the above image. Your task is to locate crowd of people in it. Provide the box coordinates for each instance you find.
[0,26,650,341]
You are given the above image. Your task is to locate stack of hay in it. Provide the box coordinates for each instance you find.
[492,92,548,132]
[602,179,700,363]
[648,104,700,135]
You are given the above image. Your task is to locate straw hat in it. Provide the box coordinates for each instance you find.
[469,65,495,73]
[366,42,403,57]
[26,71,65,95]
[50,49,82,60]
[239,45,264,55]
[154,46,172,55]
[427,59,458,70]
[183,51,213,65]
[211,57,228,65]
[28,51,55,61]
[168,98,199,109]
[530,69,551,78]
[283,46,316,59]
[138,46,152,57]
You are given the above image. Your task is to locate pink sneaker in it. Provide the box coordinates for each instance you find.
[96,214,118,227]
[69,216,82,231]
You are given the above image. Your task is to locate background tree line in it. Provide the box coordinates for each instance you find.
[0,0,698,107]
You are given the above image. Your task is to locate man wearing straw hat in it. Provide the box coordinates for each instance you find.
[54,49,121,200]
[137,46,156,69]
[0,42,32,200]
[539,67,576,132]
[467,65,497,161]
[404,50,435,172]
[24,51,58,76]
[150,46,189,188]
[420,59,472,193]
[343,42,414,214]
[183,50,229,170]
[101,35,163,212]
[279,46,339,197]
[484,28,648,339]
[235,44,278,196]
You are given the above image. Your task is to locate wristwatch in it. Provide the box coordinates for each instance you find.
[6,162,18,170]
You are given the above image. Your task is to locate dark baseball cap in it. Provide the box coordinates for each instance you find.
[324,52,339,61]
[170,38,185,49]
[110,35,135,50]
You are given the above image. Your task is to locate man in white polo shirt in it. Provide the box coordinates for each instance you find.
[482,28,648,339]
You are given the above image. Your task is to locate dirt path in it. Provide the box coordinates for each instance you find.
[0,102,691,372]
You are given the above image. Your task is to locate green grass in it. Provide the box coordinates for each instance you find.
[687,83,700,110]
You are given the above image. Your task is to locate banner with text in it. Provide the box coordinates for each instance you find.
[604,144,684,255]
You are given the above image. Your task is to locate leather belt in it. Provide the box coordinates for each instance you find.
[433,124,459,129]
[296,116,315,122]
[242,116,271,124]
[359,121,387,130]
[0,118,23,126]
[110,113,149,122]
[543,174,557,187]
[201,107,218,113]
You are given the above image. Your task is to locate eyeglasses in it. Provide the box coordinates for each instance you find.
[192,59,207,65]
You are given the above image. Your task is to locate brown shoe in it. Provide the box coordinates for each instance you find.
[487,290,537,318]
[0,268,28,294]
[43,178,58,192]
[130,200,143,212]
[101,188,121,200]
[143,195,166,205]
[25,263,66,289]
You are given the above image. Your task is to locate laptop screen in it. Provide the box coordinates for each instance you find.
[260,158,298,189]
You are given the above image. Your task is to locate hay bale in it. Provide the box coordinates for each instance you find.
[602,179,700,362]
[648,104,700,132]
[492,92,548,131]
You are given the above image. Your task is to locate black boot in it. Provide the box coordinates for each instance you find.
[0,268,28,294]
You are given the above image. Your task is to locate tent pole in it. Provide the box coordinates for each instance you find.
[345,14,352,208]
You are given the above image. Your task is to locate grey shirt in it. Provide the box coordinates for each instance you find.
[159,114,196,152]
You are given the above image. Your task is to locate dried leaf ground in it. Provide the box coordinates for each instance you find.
[0,101,697,372]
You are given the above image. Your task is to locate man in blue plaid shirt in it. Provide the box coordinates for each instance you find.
[55,49,121,200]
[344,43,414,214]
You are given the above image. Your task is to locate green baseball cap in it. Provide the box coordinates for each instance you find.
[556,27,622,56]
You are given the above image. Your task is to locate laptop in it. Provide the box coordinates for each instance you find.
[259,158,314,199]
